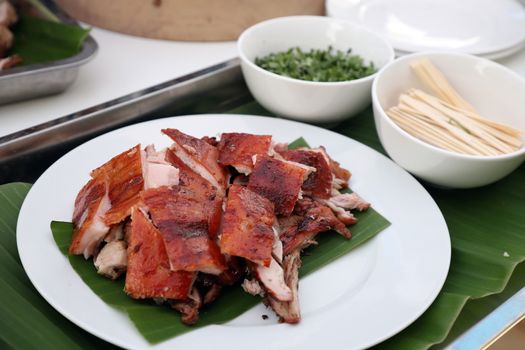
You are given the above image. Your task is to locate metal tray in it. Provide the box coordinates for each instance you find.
[0,0,98,105]
[0,58,247,182]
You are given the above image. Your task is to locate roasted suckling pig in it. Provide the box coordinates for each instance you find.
[69,129,370,324]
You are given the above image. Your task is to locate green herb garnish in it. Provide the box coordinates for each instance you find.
[255,46,376,82]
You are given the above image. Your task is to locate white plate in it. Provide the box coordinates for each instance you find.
[326,0,525,58]
[17,115,450,350]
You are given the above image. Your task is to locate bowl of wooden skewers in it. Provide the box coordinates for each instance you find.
[372,52,525,188]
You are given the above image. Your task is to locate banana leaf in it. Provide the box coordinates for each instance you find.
[8,16,90,66]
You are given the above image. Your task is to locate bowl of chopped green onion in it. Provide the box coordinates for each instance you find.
[238,16,394,123]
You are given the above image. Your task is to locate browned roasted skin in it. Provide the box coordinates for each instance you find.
[124,209,194,300]
[280,148,333,199]
[69,176,108,255]
[143,186,227,275]
[247,154,307,216]
[165,149,222,238]
[217,133,272,174]
[323,146,351,183]
[201,136,218,147]
[89,145,144,226]
[265,250,302,324]
[162,128,227,193]
[280,198,351,256]
[219,184,275,267]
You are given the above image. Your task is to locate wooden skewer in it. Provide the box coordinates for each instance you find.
[411,58,477,113]
[408,89,517,153]
[388,109,477,155]
[399,94,501,156]
[388,58,524,156]
[389,108,477,154]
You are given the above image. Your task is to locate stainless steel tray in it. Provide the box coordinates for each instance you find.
[0,58,247,182]
[0,0,98,105]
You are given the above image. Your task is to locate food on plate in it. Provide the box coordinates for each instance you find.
[255,46,375,82]
[0,0,21,70]
[69,130,370,324]
[387,58,523,156]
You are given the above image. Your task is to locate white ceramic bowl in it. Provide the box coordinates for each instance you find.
[238,16,394,123]
[372,52,525,188]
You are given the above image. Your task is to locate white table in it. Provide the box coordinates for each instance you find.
[1,26,525,139]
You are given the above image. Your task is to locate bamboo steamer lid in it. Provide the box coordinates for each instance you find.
[56,0,325,41]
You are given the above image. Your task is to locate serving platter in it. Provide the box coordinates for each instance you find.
[17,114,450,349]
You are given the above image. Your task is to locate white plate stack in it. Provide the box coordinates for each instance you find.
[326,0,525,59]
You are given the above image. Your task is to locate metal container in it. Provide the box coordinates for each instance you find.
[0,0,98,105]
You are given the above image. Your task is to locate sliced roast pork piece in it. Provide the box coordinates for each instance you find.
[94,241,127,280]
[219,184,275,267]
[165,149,223,238]
[143,185,227,275]
[217,133,272,175]
[322,146,351,185]
[91,145,145,226]
[142,145,179,190]
[252,258,292,301]
[247,154,309,216]
[70,176,111,258]
[219,184,291,301]
[265,250,301,323]
[280,148,333,199]
[328,192,370,211]
[162,128,227,195]
[125,209,194,300]
[70,144,180,258]
[280,198,351,256]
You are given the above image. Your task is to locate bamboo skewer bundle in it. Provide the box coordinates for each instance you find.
[386,59,523,156]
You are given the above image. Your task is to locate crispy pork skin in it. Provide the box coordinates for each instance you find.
[247,155,307,216]
[323,146,351,183]
[90,145,144,226]
[125,209,194,300]
[280,148,333,199]
[219,184,275,267]
[280,198,351,256]
[265,250,301,323]
[94,241,127,280]
[165,149,223,238]
[70,177,111,258]
[217,133,272,175]
[143,186,227,275]
[162,128,227,195]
